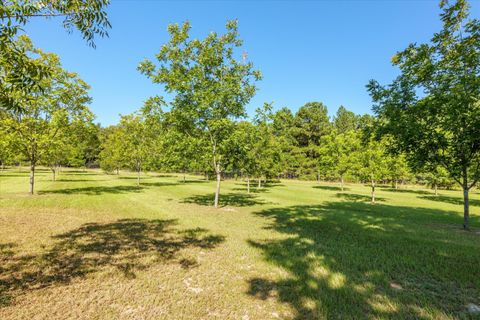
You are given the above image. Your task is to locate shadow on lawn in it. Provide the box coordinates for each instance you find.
[182,193,269,207]
[313,185,349,192]
[247,201,480,319]
[420,195,480,207]
[0,219,224,307]
[379,187,432,195]
[39,182,179,195]
[335,192,387,203]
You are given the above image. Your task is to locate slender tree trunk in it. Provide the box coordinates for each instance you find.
[247,176,250,194]
[463,187,469,230]
[29,161,35,195]
[205,172,209,181]
[258,178,261,188]
[0,162,4,172]
[434,182,438,196]
[395,180,398,190]
[183,171,186,183]
[51,168,56,181]
[340,175,344,192]
[462,171,470,229]
[214,167,221,208]
[116,167,119,175]
[371,180,375,204]
[137,167,141,187]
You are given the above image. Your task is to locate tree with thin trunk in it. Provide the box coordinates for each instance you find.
[368,0,480,229]
[359,137,388,204]
[319,129,361,192]
[139,20,261,208]
[2,37,92,194]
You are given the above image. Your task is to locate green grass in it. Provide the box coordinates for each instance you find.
[0,168,479,319]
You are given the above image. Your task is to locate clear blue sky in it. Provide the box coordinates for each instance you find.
[25,0,480,126]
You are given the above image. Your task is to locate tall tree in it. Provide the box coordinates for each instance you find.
[333,106,358,134]
[2,38,92,194]
[368,0,480,229]
[139,20,261,207]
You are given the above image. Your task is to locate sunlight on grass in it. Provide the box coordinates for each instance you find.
[0,168,479,319]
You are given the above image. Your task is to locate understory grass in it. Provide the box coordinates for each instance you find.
[0,168,479,319]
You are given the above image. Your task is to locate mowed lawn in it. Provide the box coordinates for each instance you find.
[0,168,479,320]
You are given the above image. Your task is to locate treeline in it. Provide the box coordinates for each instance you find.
[97,102,453,197]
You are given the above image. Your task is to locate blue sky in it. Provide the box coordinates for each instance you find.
[25,0,480,126]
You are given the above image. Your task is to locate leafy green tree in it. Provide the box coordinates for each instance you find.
[359,137,388,203]
[333,106,358,134]
[368,0,480,229]
[319,130,361,191]
[252,103,281,187]
[99,125,125,175]
[1,0,110,112]
[386,153,410,189]
[139,20,261,207]
[272,107,299,178]
[2,40,92,194]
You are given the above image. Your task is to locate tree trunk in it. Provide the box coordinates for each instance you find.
[371,180,375,204]
[51,168,56,181]
[463,186,469,230]
[137,169,141,187]
[214,168,221,208]
[340,175,344,192]
[434,182,438,196]
[258,178,261,188]
[183,172,186,183]
[205,172,209,181]
[116,168,119,175]
[29,161,35,195]
[395,180,398,190]
[247,176,250,194]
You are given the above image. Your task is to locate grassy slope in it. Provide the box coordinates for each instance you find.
[0,168,479,319]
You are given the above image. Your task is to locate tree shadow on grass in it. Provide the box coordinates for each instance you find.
[313,185,350,192]
[247,202,480,319]
[420,195,480,207]
[379,187,432,195]
[182,193,269,207]
[38,185,145,195]
[233,181,285,194]
[38,182,179,195]
[335,192,387,203]
[0,219,225,307]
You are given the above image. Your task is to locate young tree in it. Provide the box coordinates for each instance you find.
[368,0,480,229]
[319,130,361,191]
[2,38,92,194]
[139,20,261,207]
[100,125,125,175]
[359,138,388,204]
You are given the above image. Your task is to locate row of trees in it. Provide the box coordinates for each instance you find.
[1,0,478,229]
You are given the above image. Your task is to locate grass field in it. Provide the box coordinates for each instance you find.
[0,168,479,319]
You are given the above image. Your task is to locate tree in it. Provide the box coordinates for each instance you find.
[2,38,92,194]
[319,130,361,191]
[1,0,110,112]
[359,137,388,204]
[100,125,128,175]
[139,20,261,207]
[333,106,358,134]
[368,0,480,229]
[252,103,281,187]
